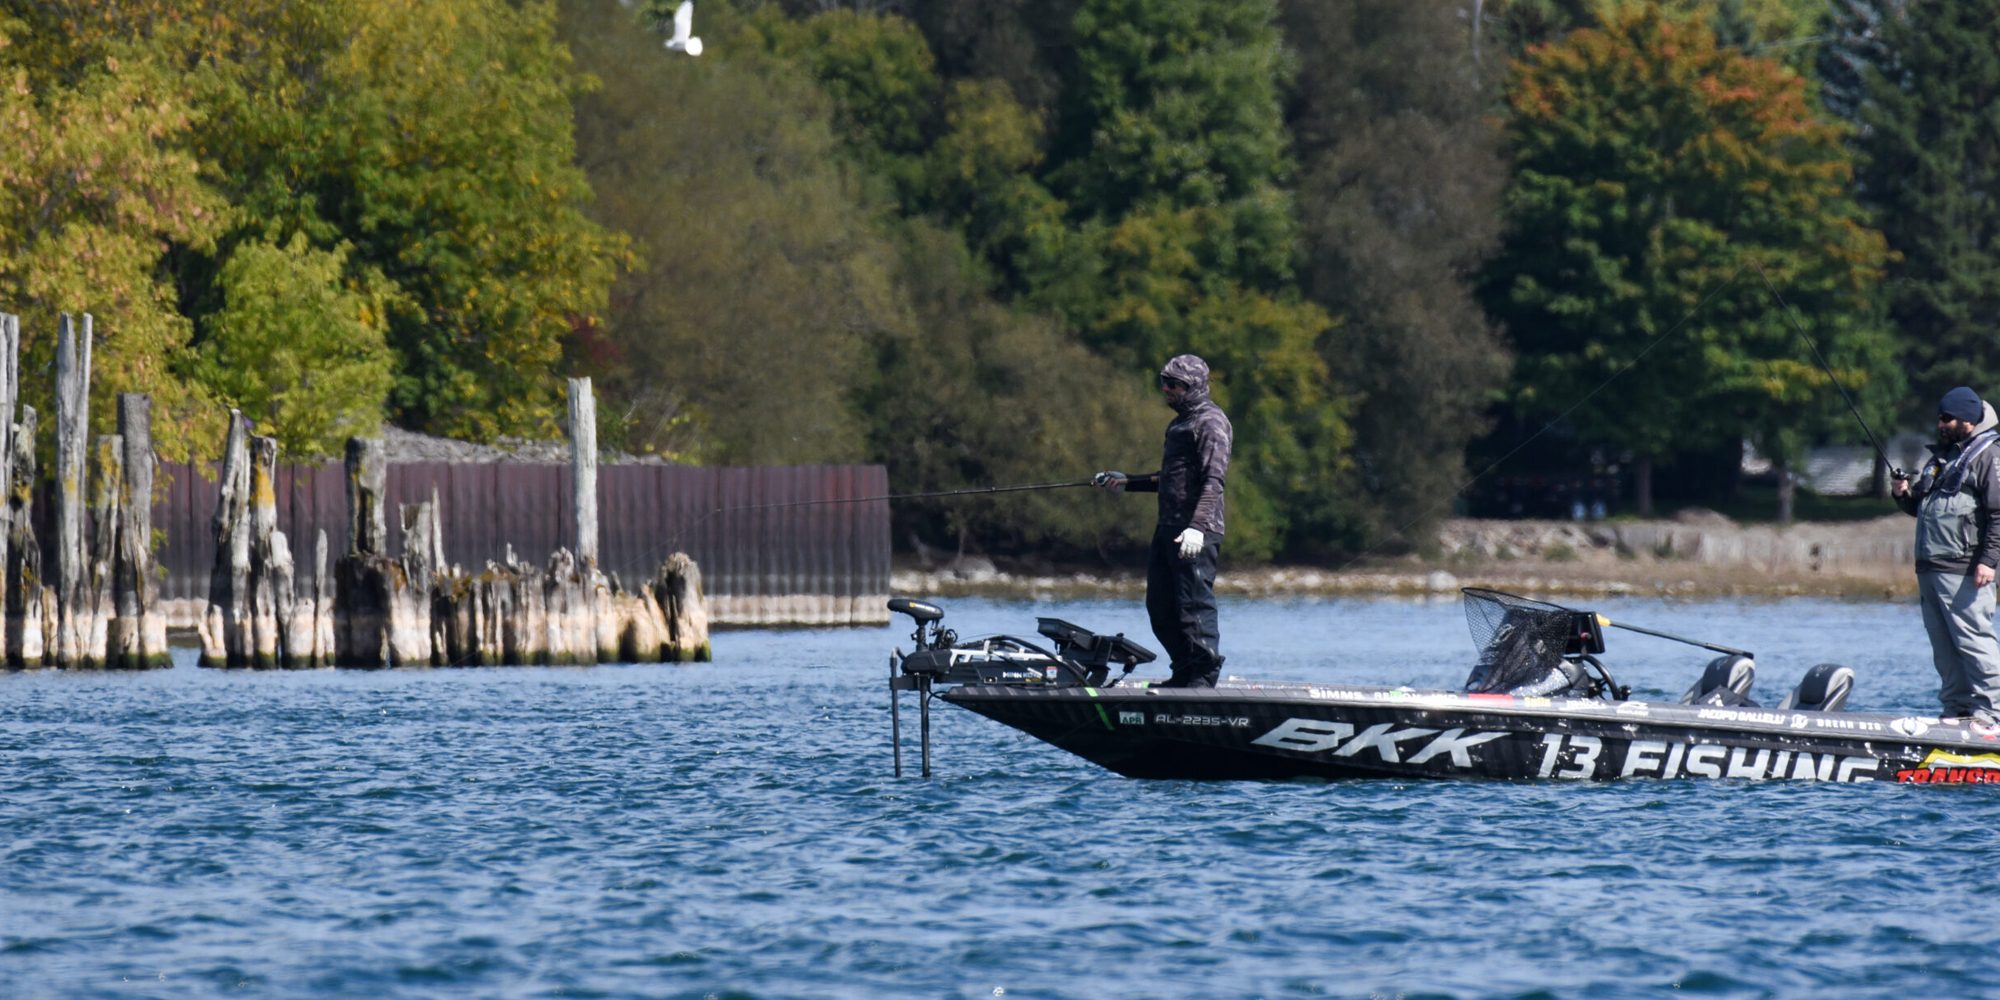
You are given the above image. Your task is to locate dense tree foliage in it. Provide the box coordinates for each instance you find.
[2,0,627,456]
[1281,0,1510,546]
[1484,5,1897,514]
[6,0,1984,559]
[1851,0,2000,409]
[184,234,396,457]
[0,15,228,456]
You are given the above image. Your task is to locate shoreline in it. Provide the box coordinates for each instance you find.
[893,564,1915,602]
[897,513,1922,603]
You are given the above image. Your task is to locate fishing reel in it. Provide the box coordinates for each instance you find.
[889,598,955,650]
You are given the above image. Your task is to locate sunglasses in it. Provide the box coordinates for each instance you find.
[1159,377,1187,389]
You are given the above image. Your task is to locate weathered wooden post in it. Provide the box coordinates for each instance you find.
[110,394,167,668]
[83,433,122,666]
[312,529,333,666]
[6,406,41,668]
[246,436,293,668]
[199,414,251,666]
[53,313,90,666]
[0,312,15,661]
[333,436,432,667]
[659,552,711,661]
[569,377,597,565]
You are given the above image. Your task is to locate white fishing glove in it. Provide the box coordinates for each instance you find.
[1092,471,1127,492]
[1175,527,1204,560]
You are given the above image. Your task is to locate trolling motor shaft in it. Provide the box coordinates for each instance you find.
[888,599,948,778]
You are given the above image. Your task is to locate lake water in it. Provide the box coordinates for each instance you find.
[4,595,1998,999]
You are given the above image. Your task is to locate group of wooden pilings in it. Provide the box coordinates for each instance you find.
[195,377,711,668]
[0,312,169,670]
[0,309,709,671]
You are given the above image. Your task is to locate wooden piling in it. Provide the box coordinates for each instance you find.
[247,436,291,668]
[333,437,399,667]
[111,394,168,668]
[82,434,121,667]
[659,552,711,661]
[4,405,37,668]
[0,313,15,649]
[53,313,90,666]
[199,414,250,666]
[569,377,597,566]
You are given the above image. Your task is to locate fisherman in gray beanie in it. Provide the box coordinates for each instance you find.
[1092,354,1234,688]
[1895,386,2000,722]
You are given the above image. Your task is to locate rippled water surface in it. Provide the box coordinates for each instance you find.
[6,595,2000,1000]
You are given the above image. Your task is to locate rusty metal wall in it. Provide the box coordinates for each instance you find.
[147,462,891,623]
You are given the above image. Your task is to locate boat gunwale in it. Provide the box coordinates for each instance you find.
[939,680,1991,750]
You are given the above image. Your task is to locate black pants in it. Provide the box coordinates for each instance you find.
[1146,524,1223,687]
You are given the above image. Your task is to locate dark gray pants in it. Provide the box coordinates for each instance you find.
[1146,525,1222,687]
[1919,570,2000,719]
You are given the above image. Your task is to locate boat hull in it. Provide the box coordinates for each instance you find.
[940,682,2000,784]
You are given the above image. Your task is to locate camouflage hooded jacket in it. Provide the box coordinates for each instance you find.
[1127,354,1232,536]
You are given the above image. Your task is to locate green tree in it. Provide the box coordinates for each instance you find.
[0,19,230,457]
[1853,0,2000,408]
[562,0,892,464]
[186,234,396,459]
[1484,4,1896,517]
[567,0,1158,556]
[1031,0,1352,557]
[8,0,631,443]
[1282,0,1511,547]
[201,0,628,441]
[856,223,1157,554]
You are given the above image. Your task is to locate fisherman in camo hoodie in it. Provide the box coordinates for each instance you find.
[1092,355,1233,688]
[1894,386,2000,722]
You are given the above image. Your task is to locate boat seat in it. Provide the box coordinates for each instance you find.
[1778,663,1854,712]
[1681,653,1757,707]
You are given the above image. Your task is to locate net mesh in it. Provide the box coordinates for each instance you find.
[1461,588,1576,693]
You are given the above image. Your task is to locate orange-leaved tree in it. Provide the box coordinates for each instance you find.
[1481,3,1896,518]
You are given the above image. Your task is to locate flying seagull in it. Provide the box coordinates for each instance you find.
[665,1,702,56]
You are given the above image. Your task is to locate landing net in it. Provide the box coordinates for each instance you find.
[1461,588,1575,694]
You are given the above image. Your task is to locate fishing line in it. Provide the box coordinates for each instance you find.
[1332,257,1754,573]
[628,478,1093,569]
[1747,256,1896,474]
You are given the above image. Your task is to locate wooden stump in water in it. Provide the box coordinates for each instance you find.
[332,436,429,668]
[0,313,14,666]
[108,394,168,669]
[79,434,121,668]
[52,314,90,667]
[5,405,41,669]
[199,415,251,667]
[659,552,711,662]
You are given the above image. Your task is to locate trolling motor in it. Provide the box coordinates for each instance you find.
[887,599,947,778]
[886,599,1158,777]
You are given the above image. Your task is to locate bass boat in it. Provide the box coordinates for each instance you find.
[885,589,1999,786]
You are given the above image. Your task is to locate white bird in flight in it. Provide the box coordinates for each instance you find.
[665,1,702,56]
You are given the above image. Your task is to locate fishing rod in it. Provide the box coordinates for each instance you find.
[1589,611,1752,659]
[1748,257,1901,479]
[631,478,1094,567]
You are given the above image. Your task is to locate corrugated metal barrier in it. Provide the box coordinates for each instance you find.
[148,463,891,625]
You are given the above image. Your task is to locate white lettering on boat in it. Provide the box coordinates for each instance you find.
[1333,724,1441,764]
[1405,728,1505,767]
[1250,718,1502,768]
[1152,714,1249,727]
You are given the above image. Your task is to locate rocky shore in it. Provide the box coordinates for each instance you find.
[894,509,1920,602]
